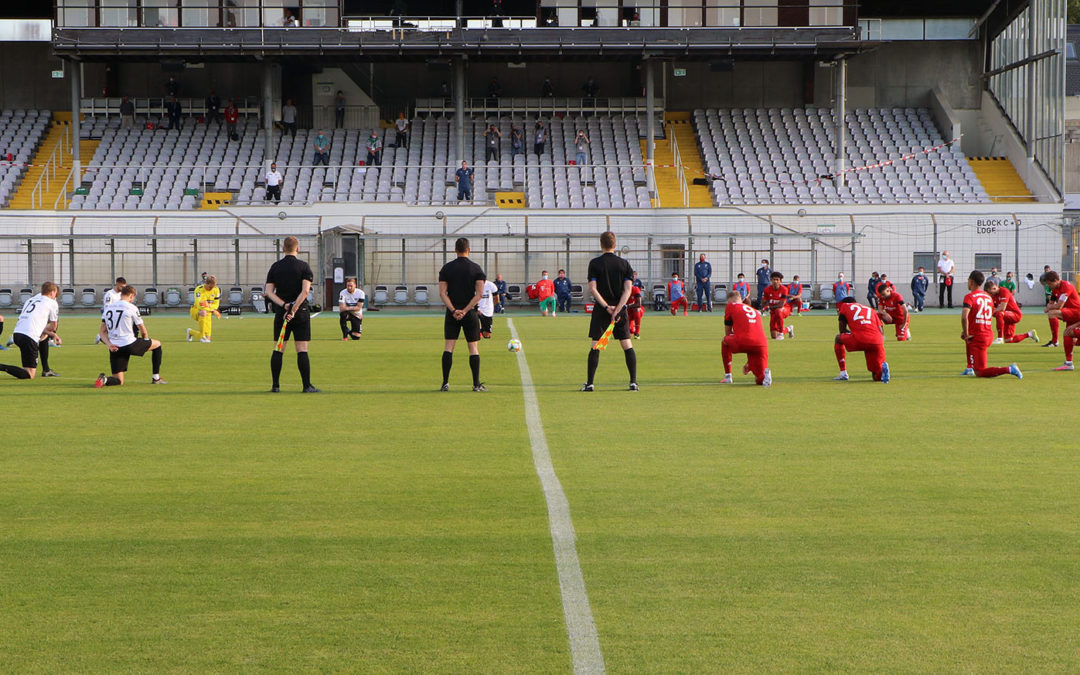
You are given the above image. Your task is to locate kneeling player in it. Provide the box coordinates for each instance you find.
[477,277,498,339]
[962,270,1021,379]
[0,282,61,380]
[985,279,1036,344]
[95,285,166,387]
[876,284,910,341]
[762,272,794,339]
[1042,271,1080,371]
[338,277,365,340]
[626,283,644,338]
[834,297,889,383]
[721,291,771,386]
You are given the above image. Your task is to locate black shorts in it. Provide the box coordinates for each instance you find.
[273,305,312,343]
[444,308,481,342]
[13,333,39,369]
[109,338,152,374]
[589,307,631,342]
[479,313,493,336]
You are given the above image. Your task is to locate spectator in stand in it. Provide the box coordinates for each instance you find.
[282,8,298,26]
[120,96,135,128]
[694,254,712,312]
[510,125,524,157]
[574,130,590,167]
[668,272,688,316]
[206,90,221,125]
[165,96,182,131]
[734,273,750,302]
[494,273,508,313]
[364,130,381,166]
[165,76,179,97]
[1001,271,1017,294]
[582,76,599,98]
[988,267,1001,286]
[334,90,346,129]
[313,130,331,166]
[265,162,283,204]
[937,250,955,308]
[755,259,771,308]
[554,269,573,314]
[455,160,474,201]
[541,77,555,98]
[866,271,881,308]
[910,266,929,313]
[281,98,298,139]
[533,120,547,156]
[394,112,409,148]
[487,77,503,100]
[832,272,851,306]
[224,99,239,140]
[484,124,501,162]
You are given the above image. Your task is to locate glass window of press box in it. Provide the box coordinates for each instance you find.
[539,0,851,28]
[56,0,340,28]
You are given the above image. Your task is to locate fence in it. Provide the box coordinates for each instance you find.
[0,209,1070,310]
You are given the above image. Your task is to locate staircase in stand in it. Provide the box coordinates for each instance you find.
[641,111,714,208]
[8,112,99,210]
[966,157,1036,203]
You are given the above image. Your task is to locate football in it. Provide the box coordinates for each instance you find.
[507,338,522,353]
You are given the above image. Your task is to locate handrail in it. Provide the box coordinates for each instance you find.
[668,122,689,208]
[30,124,71,209]
[54,165,78,210]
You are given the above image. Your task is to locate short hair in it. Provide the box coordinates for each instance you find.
[770,271,783,280]
[115,276,126,284]
[840,296,856,304]
[542,270,548,275]
[283,236,299,253]
[120,285,136,297]
[983,280,998,292]
[205,275,217,288]
[737,273,745,278]
[792,275,800,280]
[455,237,469,254]
[41,281,58,295]
[726,290,742,301]
[558,269,565,274]
[969,270,985,286]
[600,231,616,250]
[345,277,357,284]
[1042,270,1059,283]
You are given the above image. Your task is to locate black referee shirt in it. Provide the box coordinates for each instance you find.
[438,256,486,309]
[266,254,314,306]
[587,252,635,306]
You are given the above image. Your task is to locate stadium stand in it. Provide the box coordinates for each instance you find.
[0,110,52,208]
[695,107,990,205]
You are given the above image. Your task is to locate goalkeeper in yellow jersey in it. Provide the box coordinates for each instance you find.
[186,275,221,343]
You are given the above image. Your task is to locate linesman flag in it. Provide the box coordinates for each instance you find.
[592,321,615,351]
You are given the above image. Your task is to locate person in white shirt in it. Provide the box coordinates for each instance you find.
[338,277,365,340]
[94,276,127,344]
[394,112,409,148]
[281,98,298,139]
[937,250,956,309]
[265,162,283,204]
[477,278,499,339]
[95,284,165,387]
[0,282,61,380]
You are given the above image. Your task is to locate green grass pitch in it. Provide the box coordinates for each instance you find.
[1,308,1078,671]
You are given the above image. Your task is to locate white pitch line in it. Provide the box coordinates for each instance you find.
[507,318,605,675]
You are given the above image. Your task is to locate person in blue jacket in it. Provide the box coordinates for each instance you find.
[866,271,881,308]
[554,269,573,313]
[494,273,508,313]
[910,267,929,313]
[694,254,712,312]
[755,259,771,308]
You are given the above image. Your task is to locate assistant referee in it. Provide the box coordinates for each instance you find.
[582,230,638,391]
[264,235,319,393]
[438,237,487,392]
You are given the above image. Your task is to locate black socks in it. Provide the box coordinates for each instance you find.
[0,363,30,379]
[270,351,283,387]
[441,351,453,385]
[151,346,162,375]
[586,349,600,385]
[106,376,122,386]
[624,348,637,383]
[38,340,50,371]
[296,352,311,388]
[469,354,480,387]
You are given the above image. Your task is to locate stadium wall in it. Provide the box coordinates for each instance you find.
[0,43,69,110]
[0,204,1064,309]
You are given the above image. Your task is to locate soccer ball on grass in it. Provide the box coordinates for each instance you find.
[507,339,522,353]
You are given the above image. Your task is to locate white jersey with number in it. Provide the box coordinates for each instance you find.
[14,293,59,340]
[477,280,498,317]
[101,300,144,348]
[339,288,365,314]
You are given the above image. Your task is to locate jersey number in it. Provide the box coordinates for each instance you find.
[850,305,868,322]
[975,296,993,323]
[103,309,124,331]
[740,304,758,322]
[22,300,39,317]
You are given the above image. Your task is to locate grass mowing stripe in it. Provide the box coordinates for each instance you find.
[507,318,605,675]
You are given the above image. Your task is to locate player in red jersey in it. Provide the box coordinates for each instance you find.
[962,270,1022,379]
[833,296,889,382]
[721,290,771,386]
[1043,270,1080,370]
[761,272,794,340]
[984,279,1037,344]
[875,284,910,341]
[626,283,644,338]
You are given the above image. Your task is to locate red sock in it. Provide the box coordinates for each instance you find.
[1007,334,1027,344]
[996,315,1004,338]
[1066,336,1075,362]
[1050,317,1060,342]
[977,367,1012,378]
[834,343,846,371]
[722,343,732,374]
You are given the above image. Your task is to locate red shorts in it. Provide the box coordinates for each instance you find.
[996,310,1021,338]
[1061,308,1080,325]
[769,304,792,332]
[837,333,885,376]
[966,337,1010,377]
[722,334,769,382]
[670,297,688,312]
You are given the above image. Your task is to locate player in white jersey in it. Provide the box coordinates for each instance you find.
[94,284,166,387]
[94,276,127,344]
[0,282,61,380]
[338,277,365,340]
[477,278,498,339]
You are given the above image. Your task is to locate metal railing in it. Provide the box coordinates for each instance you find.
[309,105,381,132]
[80,96,263,123]
[29,125,71,209]
[668,123,690,208]
[414,97,665,119]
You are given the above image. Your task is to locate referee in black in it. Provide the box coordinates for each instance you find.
[438,237,487,392]
[264,235,319,393]
[582,230,638,391]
